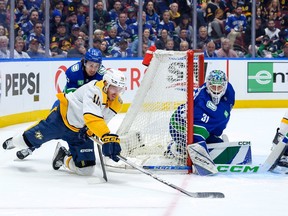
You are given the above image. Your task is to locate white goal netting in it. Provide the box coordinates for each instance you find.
[109,50,203,170]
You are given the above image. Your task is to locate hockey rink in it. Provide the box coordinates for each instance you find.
[1,108,288,216]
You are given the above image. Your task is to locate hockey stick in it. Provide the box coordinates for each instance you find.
[91,136,224,198]
[89,137,108,182]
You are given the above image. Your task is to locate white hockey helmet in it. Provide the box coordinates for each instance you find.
[206,70,228,105]
[103,68,126,92]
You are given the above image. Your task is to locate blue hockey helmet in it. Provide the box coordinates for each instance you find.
[206,70,227,105]
[84,48,102,64]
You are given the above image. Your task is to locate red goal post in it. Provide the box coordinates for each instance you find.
[109,50,205,172]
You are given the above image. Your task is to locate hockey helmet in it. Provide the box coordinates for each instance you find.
[206,70,227,105]
[103,69,126,93]
[84,48,102,64]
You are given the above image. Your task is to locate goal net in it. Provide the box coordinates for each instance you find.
[110,50,204,171]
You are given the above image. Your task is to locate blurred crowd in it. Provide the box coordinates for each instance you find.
[0,0,288,59]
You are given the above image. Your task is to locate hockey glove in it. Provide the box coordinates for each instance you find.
[101,134,121,162]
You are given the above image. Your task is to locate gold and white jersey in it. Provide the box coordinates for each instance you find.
[57,80,123,138]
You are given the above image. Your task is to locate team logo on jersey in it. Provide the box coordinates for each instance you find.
[71,64,79,72]
[224,110,229,118]
[206,101,217,111]
[77,80,84,86]
[34,131,43,140]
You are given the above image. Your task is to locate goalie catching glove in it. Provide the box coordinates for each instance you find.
[101,134,121,162]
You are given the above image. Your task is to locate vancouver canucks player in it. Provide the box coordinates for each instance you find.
[167,70,235,175]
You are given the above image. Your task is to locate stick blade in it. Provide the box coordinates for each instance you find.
[188,192,225,198]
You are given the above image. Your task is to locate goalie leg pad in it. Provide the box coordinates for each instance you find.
[188,142,218,176]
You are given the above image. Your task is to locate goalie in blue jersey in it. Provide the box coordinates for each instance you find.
[16,48,106,160]
[167,70,235,176]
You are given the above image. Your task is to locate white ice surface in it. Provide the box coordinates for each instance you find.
[1,108,288,216]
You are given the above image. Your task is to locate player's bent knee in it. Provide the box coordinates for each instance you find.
[74,160,96,176]
[75,166,95,176]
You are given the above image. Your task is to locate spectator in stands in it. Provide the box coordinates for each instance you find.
[109,0,122,25]
[275,42,288,58]
[169,2,181,27]
[71,24,81,46]
[245,17,266,47]
[75,3,86,26]
[0,24,7,36]
[206,0,227,40]
[114,12,132,41]
[216,38,238,57]
[110,39,132,57]
[257,35,278,58]
[154,0,169,15]
[92,38,102,49]
[157,10,176,38]
[67,0,82,15]
[265,19,281,42]
[225,5,247,49]
[265,0,282,23]
[129,11,156,42]
[93,29,104,40]
[80,15,96,36]
[174,28,192,50]
[204,40,218,58]
[165,38,175,50]
[51,0,67,22]
[0,35,9,58]
[50,22,72,54]
[0,0,7,27]
[66,12,79,33]
[144,1,160,32]
[67,36,86,58]
[50,9,63,38]
[27,21,45,51]
[14,36,30,58]
[104,26,121,51]
[155,28,170,49]
[27,37,45,58]
[197,26,212,49]
[21,9,40,38]
[99,40,111,57]
[226,0,239,15]
[125,6,137,25]
[175,14,193,42]
[131,28,154,57]
[244,45,260,58]
[93,0,111,32]
[179,40,189,51]
[14,0,29,29]
[24,0,44,11]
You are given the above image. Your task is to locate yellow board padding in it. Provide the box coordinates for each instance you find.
[234,100,288,108]
[1,100,288,128]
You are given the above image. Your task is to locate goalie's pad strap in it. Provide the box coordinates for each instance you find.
[188,143,218,176]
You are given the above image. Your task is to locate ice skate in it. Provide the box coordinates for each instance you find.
[52,143,70,170]
[2,138,15,150]
[16,147,35,160]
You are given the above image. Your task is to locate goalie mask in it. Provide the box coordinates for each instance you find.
[206,70,227,105]
[103,69,126,94]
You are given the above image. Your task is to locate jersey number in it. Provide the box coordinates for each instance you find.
[93,95,101,106]
[201,113,209,123]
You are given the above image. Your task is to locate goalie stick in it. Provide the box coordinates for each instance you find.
[90,136,224,199]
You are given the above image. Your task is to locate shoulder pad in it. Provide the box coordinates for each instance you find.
[71,63,80,72]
